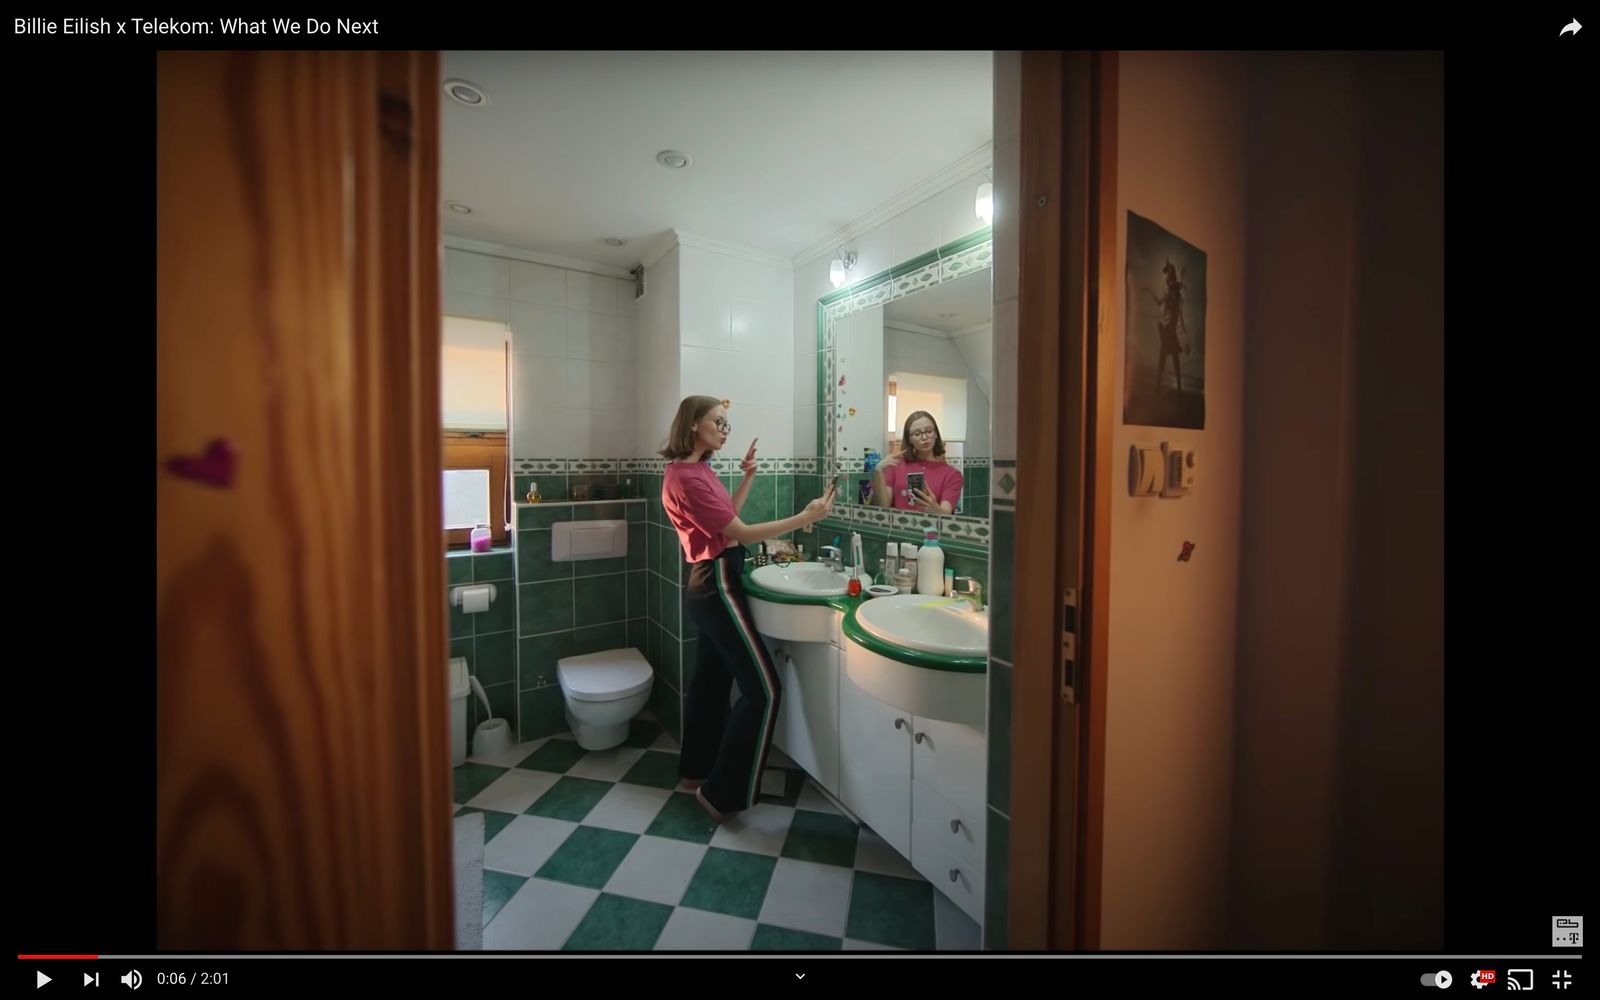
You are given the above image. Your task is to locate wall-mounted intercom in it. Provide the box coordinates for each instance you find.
[1161,442,1196,497]
[1131,442,1197,498]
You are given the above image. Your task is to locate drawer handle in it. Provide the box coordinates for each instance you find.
[950,819,962,834]
[914,731,927,744]
[948,868,960,883]
[894,718,907,730]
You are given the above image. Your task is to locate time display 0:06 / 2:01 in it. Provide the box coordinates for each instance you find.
[155,972,229,985]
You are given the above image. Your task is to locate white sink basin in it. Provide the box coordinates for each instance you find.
[750,561,852,598]
[854,593,988,658]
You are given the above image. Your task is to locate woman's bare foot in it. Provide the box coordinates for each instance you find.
[677,777,704,791]
[694,786,730,824]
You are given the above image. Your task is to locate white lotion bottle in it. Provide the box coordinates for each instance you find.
[916,530,945,595]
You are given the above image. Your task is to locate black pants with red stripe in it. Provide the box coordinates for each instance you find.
[680,544,781,814]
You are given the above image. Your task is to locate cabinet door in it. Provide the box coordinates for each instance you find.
[910,824,986,925]
[912,776,985,874]
[910,716,987,819]
[839,670,912,857]
[772,642,840,796]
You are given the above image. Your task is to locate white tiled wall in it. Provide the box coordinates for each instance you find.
[677,245,796,457]
[445,248,640,459]
[637,249,681,457]
[446,164,991,466]
[837,308,885,460]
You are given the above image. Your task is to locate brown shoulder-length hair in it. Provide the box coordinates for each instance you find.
[658,395,723,461]
[898,410,946,461]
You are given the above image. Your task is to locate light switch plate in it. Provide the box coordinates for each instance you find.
[1129,444,1163,497]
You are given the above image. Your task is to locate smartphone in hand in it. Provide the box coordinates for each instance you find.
[905,472,926,502]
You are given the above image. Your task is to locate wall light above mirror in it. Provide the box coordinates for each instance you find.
[829,247,859,289]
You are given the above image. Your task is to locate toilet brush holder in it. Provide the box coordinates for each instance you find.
[467,673,512,756]
[474,718,511,757]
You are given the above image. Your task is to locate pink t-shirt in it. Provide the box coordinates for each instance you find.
[881,458,964,511]
[662,460,736,561]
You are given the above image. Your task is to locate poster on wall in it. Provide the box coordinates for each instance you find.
[1124,211,1206,429]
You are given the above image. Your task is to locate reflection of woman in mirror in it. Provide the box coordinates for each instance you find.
[870,411,964,514]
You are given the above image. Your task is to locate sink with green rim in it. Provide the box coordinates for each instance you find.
[750,560,851,597]
[853,593,988,657]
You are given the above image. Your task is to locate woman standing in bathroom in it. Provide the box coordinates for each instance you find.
[660,395,836,823]
[870,410,964,513]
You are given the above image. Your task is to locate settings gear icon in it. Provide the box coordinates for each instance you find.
[1471,971,1487,989]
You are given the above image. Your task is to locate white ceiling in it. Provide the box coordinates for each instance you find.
[884,267,992,335]
[439,51,992,269]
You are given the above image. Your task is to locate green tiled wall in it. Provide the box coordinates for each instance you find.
[445,548,518,737]
[513,468,644,506]
[514,499,649,741]
[985,500,1016,949]
[962,462,991,516]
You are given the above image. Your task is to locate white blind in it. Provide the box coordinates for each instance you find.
[442,316,510,431]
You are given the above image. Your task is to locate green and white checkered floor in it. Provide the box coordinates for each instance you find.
[452,714,981,951]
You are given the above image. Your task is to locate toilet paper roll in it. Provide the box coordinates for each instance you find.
[460,585,492,614]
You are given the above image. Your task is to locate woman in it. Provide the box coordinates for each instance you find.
[870,410,964,514]
[659,395,836,823]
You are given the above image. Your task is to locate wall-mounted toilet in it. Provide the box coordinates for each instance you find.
[558,647,654,751]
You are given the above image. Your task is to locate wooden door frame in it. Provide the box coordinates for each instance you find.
[1007,50,1116,952]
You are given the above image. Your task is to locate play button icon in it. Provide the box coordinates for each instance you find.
[36,971,50,988]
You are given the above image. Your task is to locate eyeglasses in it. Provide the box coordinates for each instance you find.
[910,429,937,439]
[705,418,732,434]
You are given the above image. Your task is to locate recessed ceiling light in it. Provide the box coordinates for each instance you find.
[604,237,627,247]
[443,79,490,107]
[656,150,692,169]
[445,201,473,214]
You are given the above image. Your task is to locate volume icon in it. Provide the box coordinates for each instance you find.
[120,971,141,990]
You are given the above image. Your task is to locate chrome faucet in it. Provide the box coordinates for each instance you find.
[819,545,844,573]
[952,576,983,611]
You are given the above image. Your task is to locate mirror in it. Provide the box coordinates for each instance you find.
[821,232,992,520]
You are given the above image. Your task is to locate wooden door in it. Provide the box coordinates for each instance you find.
[156,51,451,949]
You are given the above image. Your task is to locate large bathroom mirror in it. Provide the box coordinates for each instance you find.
[821,230,993,521]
